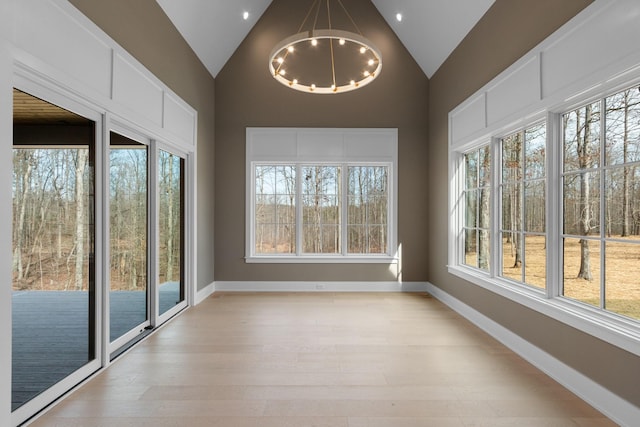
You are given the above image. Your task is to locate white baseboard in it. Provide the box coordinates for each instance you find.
[425,282,638,427]
[194,282,215,304]
[213,281,428,293]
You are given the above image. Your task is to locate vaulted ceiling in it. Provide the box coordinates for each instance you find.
[155,0,495,79]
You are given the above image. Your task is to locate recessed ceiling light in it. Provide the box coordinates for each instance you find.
[395,13,402,22]
[243,11,249,20]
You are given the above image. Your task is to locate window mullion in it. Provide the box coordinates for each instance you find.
[599,98,607,311]
[490,137,501,278]
[547,112,562,299]
[296,163,303,256]
[341,164,348,256]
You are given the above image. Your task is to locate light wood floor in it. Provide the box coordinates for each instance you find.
[29,292,615,426]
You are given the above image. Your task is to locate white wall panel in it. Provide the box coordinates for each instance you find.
[247,128,397,162]
[344,130,397,159]
[113,53,163,126]
[13,0,112,98]
[163,92,196,146]
[450,0,640,149]
[541,0,640,99]
[297,130,344,159]
[247,128,297,160]
[486,55,540,126]
[450,93,486,146]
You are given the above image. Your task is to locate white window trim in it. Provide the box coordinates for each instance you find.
[246,128,398,264]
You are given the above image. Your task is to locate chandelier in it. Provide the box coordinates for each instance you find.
[268,0,382,94]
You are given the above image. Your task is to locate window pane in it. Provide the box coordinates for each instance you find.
[525,179,545,232]
[524,123,546,180]
[464,229,478,268]
[158,151,184,314]
[500,124,546,288]
[563,237,601,307]
[479,146,491,185]
[605,241,640,320]
[605,166,640,238]
[303,166,340,254]
[563,101,601,173]
[605,87,640,166]
[255,165,296,254]
[501,183,521,231]
[347,166,388,254]
[465,151,478,189]
[563,171,600,236]
[12,89,96,410]
[463,146,490,271]
[464,190,477,228]
[502,131,522,183]
[109,136,148,342]
[501,232,522,282]
[525,235,546,290]
[478,229,490,271]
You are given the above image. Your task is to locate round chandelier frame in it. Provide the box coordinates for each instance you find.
[268,0,382,94]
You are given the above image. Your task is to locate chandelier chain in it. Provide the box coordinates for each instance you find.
[327,0,337,89]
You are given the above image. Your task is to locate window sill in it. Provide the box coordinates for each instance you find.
[448,264,640,357]
[246,255,398,264]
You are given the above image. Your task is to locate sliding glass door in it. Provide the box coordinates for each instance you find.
[11,87,191,425]
[11,89,100,418]
[158,149,185,317]
[109,132,149,350]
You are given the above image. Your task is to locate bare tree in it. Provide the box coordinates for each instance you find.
[575,104,597,280]
[478,146,491,270]
[73,150,88,290]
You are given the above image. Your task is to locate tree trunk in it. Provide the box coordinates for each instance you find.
[478,147,491,270]
[621,91,630,237]
[577,105,593,281]
[74,150,88,290]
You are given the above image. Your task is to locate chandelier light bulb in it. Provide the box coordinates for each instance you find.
[287,46,294,53]
[368,59,374,66]
[339,38,345,45]
[360,46,366,54]
[311,39,318,46]
[277,57,284,64]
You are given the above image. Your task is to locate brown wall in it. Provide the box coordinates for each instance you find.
[69,0,216,292]
[214,0,429,282]
[428,0,640,408]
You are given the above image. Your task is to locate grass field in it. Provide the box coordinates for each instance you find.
[467,235,640,320]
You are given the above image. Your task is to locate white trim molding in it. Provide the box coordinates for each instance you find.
[214,281,428,293]
[426,282,640,427]
[195,282,216,304]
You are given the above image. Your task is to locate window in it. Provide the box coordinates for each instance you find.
[463,145,491,271]
[246,128,397,262]
[452,84,640,329]
[562,88,640,320]
[500,123,546,289]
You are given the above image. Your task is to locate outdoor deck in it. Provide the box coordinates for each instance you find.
[11,284,180,411]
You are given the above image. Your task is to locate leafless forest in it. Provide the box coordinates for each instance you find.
[465,86,640,320]
[12,145,182,292]
[255,165,388,254]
